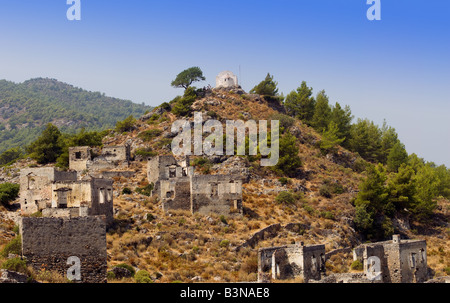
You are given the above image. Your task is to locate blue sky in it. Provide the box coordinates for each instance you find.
[0,0,449,167]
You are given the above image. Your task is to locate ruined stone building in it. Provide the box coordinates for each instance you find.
[19,167,78,214]
[258,242,326,283]
[69,145,131,172]
[216,71,239,88]
[20,216,107,283]
[19,167,114,225]
[148,155,243,216]
[353,235,428,283]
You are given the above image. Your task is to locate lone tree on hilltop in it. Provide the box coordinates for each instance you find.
[171,67,206,90]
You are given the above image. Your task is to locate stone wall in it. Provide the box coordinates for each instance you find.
[190,175,243,216]
[258,243,325,283]
[20,216,107,283]
[51,178,114,225]
[101,146,130,162]
[353,235,428,283]
[161,178,191,212]
[69,146,91,171]
[19,168,77,215]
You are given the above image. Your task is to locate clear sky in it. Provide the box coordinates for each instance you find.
[0,0,449,167]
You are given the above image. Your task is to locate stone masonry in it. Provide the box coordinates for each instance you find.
[19,167,114,225]
[19,167,78,214]
[69,145,131,172]
[353,235,428,283]
[258,242,326,283]
[148,155,243,216]
[20,216,107,283]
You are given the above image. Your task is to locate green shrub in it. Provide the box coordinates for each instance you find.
[191,157,212,174]
[275,191,296,205]
[146,213,156,222]
[444,267,450,275]
[135,147,157,158]
[1,235,22,258]
[1,257,30,276]
[207,111,218,119]
[351,260,363,271]
[278,177,290,186]
[219,215,228,225]
[219,240,230,248]
[319,179,345,198]
[159,102,171,112]
[136,183,154,197]
[303,204,316,215]
[122,188,132,195]
[0,183,20,207]
[135,270,153,283]
[107,271,116,280]
[320,211,335,220]
[138,129,163,142]
[116,263,135,277]
[116,115,136,133]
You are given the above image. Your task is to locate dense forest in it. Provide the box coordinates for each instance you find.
[0,78,152,154]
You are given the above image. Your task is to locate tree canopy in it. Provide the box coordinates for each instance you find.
[171,67,206,90]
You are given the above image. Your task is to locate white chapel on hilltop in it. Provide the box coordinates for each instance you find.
[216,71,239,88]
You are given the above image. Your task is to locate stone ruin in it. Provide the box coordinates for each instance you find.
[216,71,239,89]
[19,167,114,225]
[148,155,243,216]
[352,234,428,283]
[20,216,107,283]
[257,235,429,283]
[16,162,115,283]
[69,145,131,173]
[258,242,326,283]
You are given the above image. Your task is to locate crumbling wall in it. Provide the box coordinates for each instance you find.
[19,168,77,215]
[190,175,243,216]
[20,216,107,283]
[69,147,91,171]
[398,240,427,283]
[161,178,191,212]
[51,178,114,225]
[101,146,130,162]
[147,156,178,184]
[258,243,326,283]
[353,235,428,283]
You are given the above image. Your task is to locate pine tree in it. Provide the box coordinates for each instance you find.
[320,121,345,154]
[354,163,390,239]
[387,141,408,172]
[379,121,399,164]
[273,132,302,177]
[348,119,382,163]
[330,102,353,145]
[311,90,332,133]
[26,123,64,164]
[284,81,315,124]
[250,73,279,97]
[387,164,416,213]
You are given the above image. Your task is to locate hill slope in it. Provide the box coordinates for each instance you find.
[0,86,448,283]
[0,78,152,154]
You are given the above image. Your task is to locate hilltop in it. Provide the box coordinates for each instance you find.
[0,83,449,283]
[0,78,152,154]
